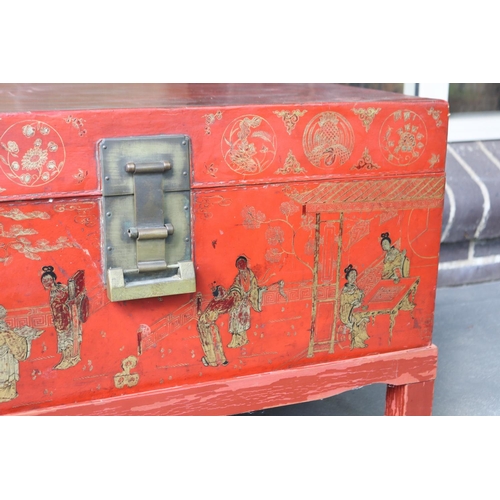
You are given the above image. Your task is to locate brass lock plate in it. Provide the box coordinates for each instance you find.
[100,135,195,301]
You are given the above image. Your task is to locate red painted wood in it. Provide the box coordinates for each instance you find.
[13,345,437,416]
[0,84,447,416]
[385,380,436,416]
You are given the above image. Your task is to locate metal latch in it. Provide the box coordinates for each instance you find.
[100,135,195,302]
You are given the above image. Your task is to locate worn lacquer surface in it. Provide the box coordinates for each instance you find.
[14,345,438,416]
[0,85,448,415]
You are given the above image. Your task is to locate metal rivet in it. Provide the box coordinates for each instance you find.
[184,237,189,242]
[184,206,188,210]
[102,145,107,149]
[107,246,112,251]
[182,171,187,176]
[105,176,110,181]
[106,212,112,217]
[182,140,186,145]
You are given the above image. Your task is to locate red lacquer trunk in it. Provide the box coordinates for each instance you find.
[0,84,447,415]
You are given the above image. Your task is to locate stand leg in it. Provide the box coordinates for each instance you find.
[385,380,435,416]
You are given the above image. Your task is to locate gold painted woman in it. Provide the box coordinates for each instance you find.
[196,284,233,367]
[339,265,370,349]
[380,232,410,283]
[41,266,89,370]
[227,256,266,349]
[0,305,43,402]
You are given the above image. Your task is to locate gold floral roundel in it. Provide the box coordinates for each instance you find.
[302,111,355,169]
[0,121,66,187]
[379,110,427,166]
[221,115,277,175]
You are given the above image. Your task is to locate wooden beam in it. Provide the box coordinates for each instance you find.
[12,345,438,416]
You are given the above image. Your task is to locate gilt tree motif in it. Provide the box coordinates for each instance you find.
[242,201,315,274]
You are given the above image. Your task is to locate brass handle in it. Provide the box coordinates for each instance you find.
[125,161,171,174]
[127,224,174,240]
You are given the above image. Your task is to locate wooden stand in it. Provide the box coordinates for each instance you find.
[15,345,437,416]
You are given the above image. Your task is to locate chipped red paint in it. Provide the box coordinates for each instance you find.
[13,345,438,416]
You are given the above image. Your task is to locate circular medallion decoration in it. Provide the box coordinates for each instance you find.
[221,115,277,175]
[0,121,66,187]
[379,110,427,166]
[302,111,354,168]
